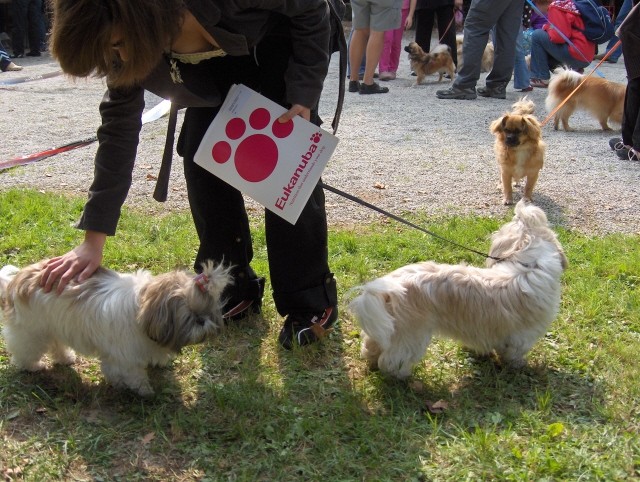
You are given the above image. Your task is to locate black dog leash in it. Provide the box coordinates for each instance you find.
[319,182,501,261]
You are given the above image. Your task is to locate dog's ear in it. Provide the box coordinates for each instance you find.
[490,116,506,134]
[138,281,180,349]
[521,115,542,139]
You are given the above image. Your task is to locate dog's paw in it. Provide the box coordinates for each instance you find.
[136,383,155,397]
[503,198,514,205]
[51,349,76,366]
[19,360,47,372]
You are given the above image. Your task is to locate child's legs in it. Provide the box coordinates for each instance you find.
[379,28,397,73]
[513,28,530,89]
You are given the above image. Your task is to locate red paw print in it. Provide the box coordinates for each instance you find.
[211,108,294,183]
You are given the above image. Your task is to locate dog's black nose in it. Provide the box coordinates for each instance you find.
[505,134,520,147]
[404,45,410,53]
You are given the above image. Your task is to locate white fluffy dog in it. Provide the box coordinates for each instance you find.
[0,260,231,396]
[349,201,568,379]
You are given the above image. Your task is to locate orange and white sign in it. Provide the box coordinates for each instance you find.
[194,84,339,224]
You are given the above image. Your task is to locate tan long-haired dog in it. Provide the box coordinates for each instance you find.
[404,42,455,85]
[456,34,494,73]
[490,98,545,205]
[546,68,626,131]
[349,200,568,379]
[0,260,231,396]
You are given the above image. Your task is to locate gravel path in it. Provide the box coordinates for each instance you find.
[2,31,639,236]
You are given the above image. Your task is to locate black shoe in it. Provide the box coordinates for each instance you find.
[609,137,624,151]
[616,146,640,161]
[278,306,338,350]
[26,51,41,57]
[436,86,477,100]
[222,277,265,322]
[477,84,507,99]
[11,53,24,59]
[359,82,389,95]
[348,80,360,93]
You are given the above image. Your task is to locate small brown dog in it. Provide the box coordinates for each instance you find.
[404,42,455,85]
[490,98,545,205]
[546,68,626,131]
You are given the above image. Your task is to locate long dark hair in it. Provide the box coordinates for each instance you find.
[50,0,184,88]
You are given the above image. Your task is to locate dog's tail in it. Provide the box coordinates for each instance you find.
[514,199,549,229]
[511,96,535,116]
[349,277,405,350]
[0,265,19,301]
[545,68,581,111]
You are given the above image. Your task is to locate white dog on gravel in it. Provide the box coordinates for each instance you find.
[349,200,568,379]
[0,260,231,396]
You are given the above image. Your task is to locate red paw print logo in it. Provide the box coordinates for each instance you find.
[211,108,294,182]
[310,132,322,143]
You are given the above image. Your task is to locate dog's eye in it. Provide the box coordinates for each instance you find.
[195,316,206,326]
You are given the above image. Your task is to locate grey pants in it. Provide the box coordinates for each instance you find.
[453,0,524,90]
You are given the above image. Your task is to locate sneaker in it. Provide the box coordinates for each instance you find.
[530,78,549,88]
[436,85,477,100]
[594,53,606,60]
[359,82,389,94]
[278,306,338,350]
[222,277,265,322]
[10,53,24,59]
[609,137,625,151]
[616,146,640,161]
[348,80,360,93]
[518,86,533,92]
[477,84,507,99]
[379,71,396,81]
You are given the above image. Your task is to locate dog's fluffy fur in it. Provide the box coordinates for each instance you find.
[404,42,455,85]
[546,68,626,131]
[490,98,546,205]
[456,34,494,73]
[349,200,568,379]
[0,260,231,396]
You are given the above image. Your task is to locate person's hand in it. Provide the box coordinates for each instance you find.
[405,15,414,30]
[40,230,107,294]
[454,0,463,9]
[278,104,310,123]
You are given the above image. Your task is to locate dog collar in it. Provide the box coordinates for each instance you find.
[193,273,209,293]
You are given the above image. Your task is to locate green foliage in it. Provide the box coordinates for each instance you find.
[1,189,639,481]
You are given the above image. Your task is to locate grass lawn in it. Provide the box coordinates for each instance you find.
[1,188,639,481]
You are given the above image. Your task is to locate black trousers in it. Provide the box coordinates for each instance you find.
[176,35,337,317]
[414,5,458,67]
[622,76,640,150]
[10,0,43,55]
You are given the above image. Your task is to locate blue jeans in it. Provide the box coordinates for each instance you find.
[513,27,530,89]
[529,29,590,80]
[453,0,525,90]
[604,0,631,62]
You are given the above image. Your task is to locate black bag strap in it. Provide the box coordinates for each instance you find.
[328,0,347,135]
[153,102,179,202]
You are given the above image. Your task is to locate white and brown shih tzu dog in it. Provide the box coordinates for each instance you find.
[349,200,568,379]
[0,260,231,396]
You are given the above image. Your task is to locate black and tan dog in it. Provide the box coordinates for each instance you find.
[404,42,455,86]
[490,98,546,205]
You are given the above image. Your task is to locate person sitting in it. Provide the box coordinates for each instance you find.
[529,0,594,88]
